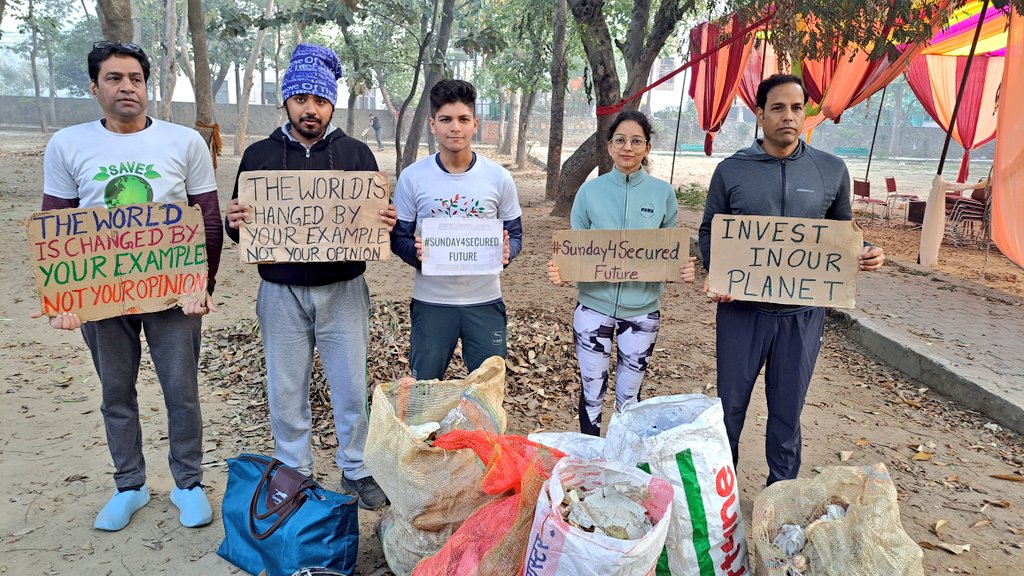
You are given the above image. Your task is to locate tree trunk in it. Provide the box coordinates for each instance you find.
[44,30,57,126]
[427,127,436,155]
[188,0,217,156]
[234,64,241,106]
[177,2,195,90]
[515,90,537,169]
[501,89,520,156]
[341,26,362,135]
[545,0,569,200]
[96,0,132,41]
[888,80,905,157]
[211,67,229,102]
[374,69,398,120]
[495,90,506,151]
[0,0,6,36]
[235,0,274,155]
[28,0,48,133]
[400,0,456,171]
[552,134,598,216]
[394,4,437,175]
[159,0,177,121]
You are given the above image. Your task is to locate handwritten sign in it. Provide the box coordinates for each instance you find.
[550,228,689,282]
[236,170,391,263]
[708,214,862,308]
[26,202,208,321]
[421,218,503,276]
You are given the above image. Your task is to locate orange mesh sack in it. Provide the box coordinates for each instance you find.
[364,357,508,574]
[751,463,924,576]
[520,457,675,576]
[412,431,564,576]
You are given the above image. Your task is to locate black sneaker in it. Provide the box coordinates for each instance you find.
[341,474,388,510]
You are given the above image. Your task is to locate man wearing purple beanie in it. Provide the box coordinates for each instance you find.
[226,43,395,510]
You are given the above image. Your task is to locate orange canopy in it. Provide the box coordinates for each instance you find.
[992,8,1024,269]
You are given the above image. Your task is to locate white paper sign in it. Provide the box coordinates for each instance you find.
[421,218,503,276]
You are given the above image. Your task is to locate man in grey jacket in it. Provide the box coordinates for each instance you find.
[698,74,885,485]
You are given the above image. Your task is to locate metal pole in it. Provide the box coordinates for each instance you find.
[669,68,688,186]
[865,86,886,180]
[938,0,989,176]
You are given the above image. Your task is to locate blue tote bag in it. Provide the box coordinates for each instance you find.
[217,454,359,576]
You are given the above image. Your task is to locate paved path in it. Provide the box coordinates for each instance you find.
[833,258,1024,433]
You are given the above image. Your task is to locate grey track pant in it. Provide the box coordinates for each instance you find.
[81,307,204,490]
[257,278,371,480]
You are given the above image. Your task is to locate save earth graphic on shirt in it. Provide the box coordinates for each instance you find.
[92,162,162,207]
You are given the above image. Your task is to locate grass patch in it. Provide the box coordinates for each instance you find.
[676,182,708,209]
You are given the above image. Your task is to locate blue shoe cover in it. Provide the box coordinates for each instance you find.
[94,486,150,531]
[170,486,213,528]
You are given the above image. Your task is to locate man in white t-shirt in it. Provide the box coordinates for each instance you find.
[391,79,523,380]
[36,41,222,532]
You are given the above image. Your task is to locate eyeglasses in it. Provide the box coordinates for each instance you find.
[611,136,648,150]
[93,41,145,55]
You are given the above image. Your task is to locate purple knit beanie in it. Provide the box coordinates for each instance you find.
[281,43,344,106]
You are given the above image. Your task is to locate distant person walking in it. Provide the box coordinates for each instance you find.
[369,112,383,151]
[547,110,697,436]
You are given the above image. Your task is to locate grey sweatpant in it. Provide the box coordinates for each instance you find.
[81,307,204,490]
[256,278,371,480]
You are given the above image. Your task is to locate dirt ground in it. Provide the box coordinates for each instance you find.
[1,131,1022,575]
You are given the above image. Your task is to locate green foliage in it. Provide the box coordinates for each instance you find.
[675,181,708,209]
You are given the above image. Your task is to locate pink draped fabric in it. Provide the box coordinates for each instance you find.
[905,54,1002,181]
[689,15,755,155]
[991,8,1024,268]
[737,42,827,134]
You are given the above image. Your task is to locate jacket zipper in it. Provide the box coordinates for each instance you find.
[780,160,787,216]
[615,172,630,317]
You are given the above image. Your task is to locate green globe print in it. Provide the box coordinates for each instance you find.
[104,174,154,207]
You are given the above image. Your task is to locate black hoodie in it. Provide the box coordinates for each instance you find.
[226,125,379,286]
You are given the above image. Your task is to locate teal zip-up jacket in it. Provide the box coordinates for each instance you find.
[571,166,678,317]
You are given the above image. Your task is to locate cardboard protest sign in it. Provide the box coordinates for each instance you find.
[551,228,690,282]
[27,202,208,321]
[236,170,391,263]
[421,218,504,276]
[707,214,863,308]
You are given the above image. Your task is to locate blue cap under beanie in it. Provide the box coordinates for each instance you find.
[281,43,344,107]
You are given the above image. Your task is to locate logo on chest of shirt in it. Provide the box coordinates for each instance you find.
[432,193,484,218]
[639,203,656,218]
[92,161,162,208]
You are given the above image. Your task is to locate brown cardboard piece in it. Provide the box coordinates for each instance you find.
[236,170,391,263]
[26,202,208,321]
[707,214,863,308]
[551,228,690,282]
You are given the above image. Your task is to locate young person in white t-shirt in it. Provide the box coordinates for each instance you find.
[34,41,221,532]
[391,79,523,380]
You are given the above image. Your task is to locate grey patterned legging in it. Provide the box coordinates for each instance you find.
[573,303,661,436]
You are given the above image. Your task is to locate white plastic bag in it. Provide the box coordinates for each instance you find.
[527,431,606,460]
[604,394,750,576]
[521,457,673,576]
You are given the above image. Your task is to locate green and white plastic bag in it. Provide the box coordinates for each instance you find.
[604,394,750,576]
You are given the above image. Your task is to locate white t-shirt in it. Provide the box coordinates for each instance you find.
[393,153,522,306]
[44,118,217,208]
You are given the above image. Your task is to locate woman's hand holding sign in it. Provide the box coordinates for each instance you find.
[547,260,568,287]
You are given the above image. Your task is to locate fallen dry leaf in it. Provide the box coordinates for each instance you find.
[935,542,970,555]
[855,438,870,447]
[983,499,1011,508]
[990,474,1024,483]
[970,519,992,529]
[1009,527,1023,535]
[931,519,949,535]
[912,451,934,461]
[840,450,853,462]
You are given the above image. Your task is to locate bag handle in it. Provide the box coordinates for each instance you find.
[241,455,314,540]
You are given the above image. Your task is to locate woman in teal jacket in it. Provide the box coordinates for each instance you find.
[548,110,696,435]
